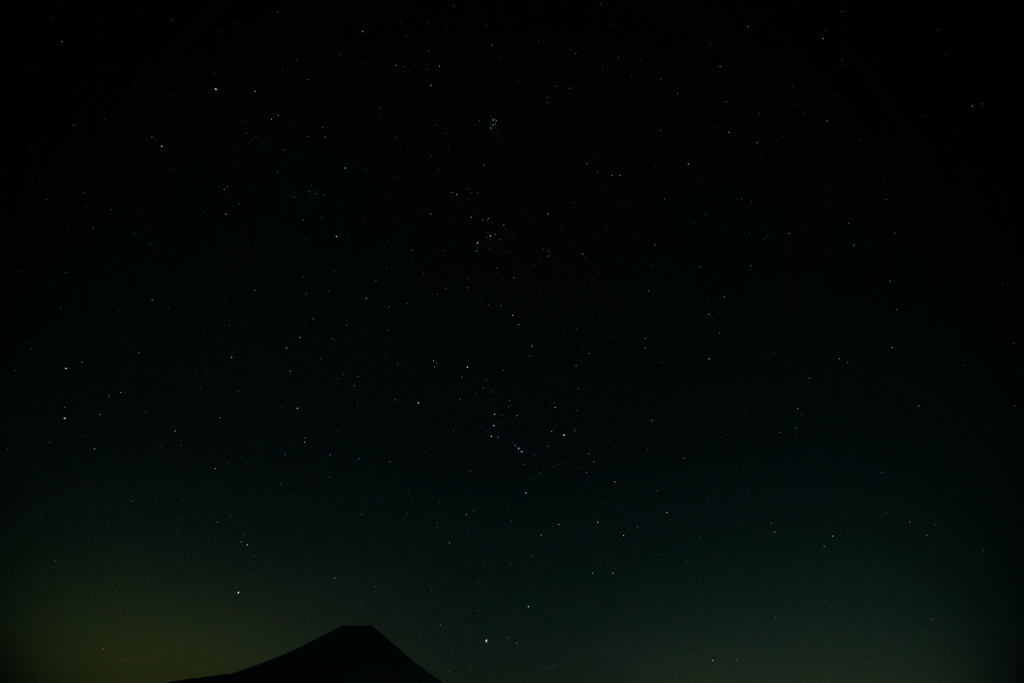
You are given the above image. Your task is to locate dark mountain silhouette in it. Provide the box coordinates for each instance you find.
[167,625,443,683]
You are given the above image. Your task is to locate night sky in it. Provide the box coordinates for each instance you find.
[2,5,1021,683]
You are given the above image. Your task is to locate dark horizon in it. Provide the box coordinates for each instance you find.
[2,4,1021,683]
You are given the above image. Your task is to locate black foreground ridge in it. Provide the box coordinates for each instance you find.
[167,625,443,683]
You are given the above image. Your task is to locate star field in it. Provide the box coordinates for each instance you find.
[1,5,1021,683]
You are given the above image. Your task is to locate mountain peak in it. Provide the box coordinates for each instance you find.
[168,625,443,683]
